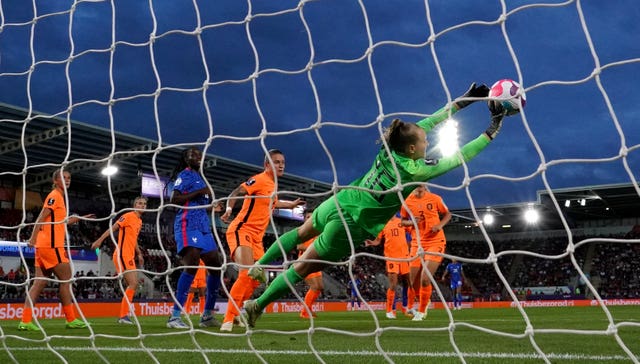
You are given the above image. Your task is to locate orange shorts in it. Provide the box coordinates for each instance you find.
[35,247,69,271]
[112,254,136,274]
[386,260,409,275]
[226,229,265,261]
[410,241,445,267]
[191,268,207,288]
[305,271,322,280]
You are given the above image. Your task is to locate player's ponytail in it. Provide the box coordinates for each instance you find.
[383,119,420,154]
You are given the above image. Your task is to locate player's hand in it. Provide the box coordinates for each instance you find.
[484,102,508,140]
[364,239,380,247]
[290,198,305,208]
[221,209,232,223]
[196,187,211,197]
[456,83,490,109]
[90,241,101,250]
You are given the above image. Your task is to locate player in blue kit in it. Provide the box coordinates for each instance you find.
[442,259,464,310]
[347,276,362,311]
[166,147,223,329]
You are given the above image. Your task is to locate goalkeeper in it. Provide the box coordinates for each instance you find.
[244,83,508,327]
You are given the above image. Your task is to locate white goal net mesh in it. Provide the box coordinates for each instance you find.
[0,0,639,363]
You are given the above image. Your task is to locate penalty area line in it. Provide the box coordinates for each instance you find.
[8,346,636,361]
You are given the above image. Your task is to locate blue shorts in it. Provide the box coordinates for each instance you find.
[175,229,218,255]
[450,280,463,289]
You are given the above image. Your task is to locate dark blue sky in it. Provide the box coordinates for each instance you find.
[1,0,639,208]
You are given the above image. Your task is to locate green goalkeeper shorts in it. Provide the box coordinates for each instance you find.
[311,197,373,262]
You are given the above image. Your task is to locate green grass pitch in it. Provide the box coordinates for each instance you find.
[1,305,638,363]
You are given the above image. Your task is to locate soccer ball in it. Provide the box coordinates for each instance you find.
[489,79,526,115]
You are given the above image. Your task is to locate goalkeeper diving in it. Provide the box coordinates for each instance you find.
[243,83,510,327]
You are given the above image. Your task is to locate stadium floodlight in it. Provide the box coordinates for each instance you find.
[436,119,459,157]
[524,208,539,224]
[101,166,118,176]
[482,213,494,225]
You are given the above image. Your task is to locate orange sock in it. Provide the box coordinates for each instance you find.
[184,292,194,314]
[63,304,76,322]
[304,289,320,310]
[386,288,395,313]
[223,271,251,323]
[119,288,135,318]
[242,279,261,302]
[419,285,432,313]
[198,295,206,314]
[22,307,33,323]
[407,287,416,310]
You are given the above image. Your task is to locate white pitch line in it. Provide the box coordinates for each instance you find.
[6,346,637,361]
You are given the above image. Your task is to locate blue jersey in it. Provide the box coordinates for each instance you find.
[348,278,361,295]
[446,262,463,289]
[172,168,212,233]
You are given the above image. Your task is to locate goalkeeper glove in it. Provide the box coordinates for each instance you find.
[484,101,508,140]
[455,83,490,109]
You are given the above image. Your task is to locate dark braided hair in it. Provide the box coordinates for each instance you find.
[169,148,192,183]
[164,148,197,197]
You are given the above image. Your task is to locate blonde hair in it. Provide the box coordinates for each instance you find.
[51,169,68,189]
[133,196,148,205]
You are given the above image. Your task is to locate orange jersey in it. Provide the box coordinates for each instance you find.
[35,189,67,248]
[192,260,207,287]
[378,215,409,259]
[111,211,142,262]
[227,171,277,240]
[298,238,315,258]
[401,191,449,245]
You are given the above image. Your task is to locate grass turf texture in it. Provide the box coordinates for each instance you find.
[1,306,637,363]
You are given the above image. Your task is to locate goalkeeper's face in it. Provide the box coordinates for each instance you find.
[411,128,428,160]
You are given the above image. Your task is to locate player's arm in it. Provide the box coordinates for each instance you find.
[28,207,51,246]
[432,210,452,232]
[416,83,490,133]
[275,198,305,209]
[135,245,144,266]
[221,183,249,223]
[364,230,384,247]
[170,187,210,206]
[441,267,449,282]
[412,97,508,181]
[364,237,383,247]
[91,223,121,250]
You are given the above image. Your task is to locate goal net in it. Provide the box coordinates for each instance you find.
[0,0,639,363]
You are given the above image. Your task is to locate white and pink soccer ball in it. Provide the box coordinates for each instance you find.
[489,79,526,115]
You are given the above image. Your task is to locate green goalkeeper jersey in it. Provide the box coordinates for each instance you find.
[336,105,490,236]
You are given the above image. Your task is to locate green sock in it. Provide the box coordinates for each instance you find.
[256,267,303,309]
[258,228,301,265]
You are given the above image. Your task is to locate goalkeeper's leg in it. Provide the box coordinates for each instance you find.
[249,217,320,282]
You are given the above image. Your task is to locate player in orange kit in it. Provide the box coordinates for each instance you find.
[92,196,147,324]
[401,185,451,321]
[365,213,411,319]
[219,149,304,332]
